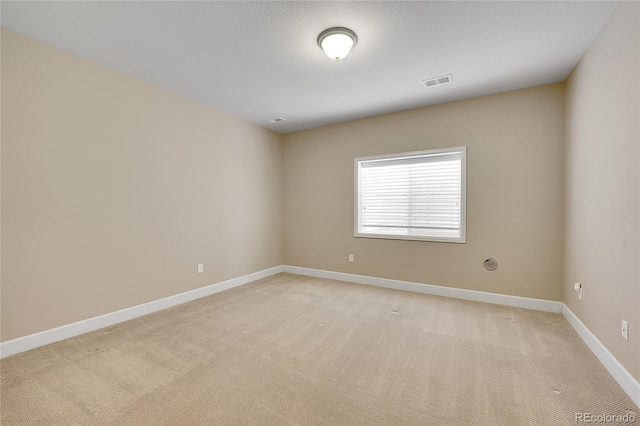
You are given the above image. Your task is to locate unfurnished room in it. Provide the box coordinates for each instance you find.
[0,1,639,425]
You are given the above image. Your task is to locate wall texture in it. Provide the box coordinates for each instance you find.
[564,1,640,381]
[283,84,565,301]
[1,29,283,341]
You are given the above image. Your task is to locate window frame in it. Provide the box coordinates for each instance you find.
[354,146,467,243]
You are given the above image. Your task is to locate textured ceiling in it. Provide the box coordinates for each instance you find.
[1,1,620,133]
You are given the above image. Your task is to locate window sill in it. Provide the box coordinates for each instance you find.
[354,232,466,244]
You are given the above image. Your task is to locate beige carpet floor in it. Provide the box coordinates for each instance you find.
[1,273,637,425]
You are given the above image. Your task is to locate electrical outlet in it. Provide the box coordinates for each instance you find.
[574,283,582,301]
[197,264,204,274]
[622,320,629,341]
[348,254,354,263]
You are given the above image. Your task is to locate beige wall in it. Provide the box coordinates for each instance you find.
[283,84,565,301]
[564,1,640,381]
[1,29,283,342]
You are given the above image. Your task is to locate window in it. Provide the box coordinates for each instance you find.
[355,147,466,243]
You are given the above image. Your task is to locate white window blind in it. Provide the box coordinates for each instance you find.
[355,147,466,242]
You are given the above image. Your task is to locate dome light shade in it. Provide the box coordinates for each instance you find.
[318,27,357,61]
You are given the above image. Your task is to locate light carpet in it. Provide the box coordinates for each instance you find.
[1,273,637,425]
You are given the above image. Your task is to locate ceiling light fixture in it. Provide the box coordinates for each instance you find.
[317,27,357,62]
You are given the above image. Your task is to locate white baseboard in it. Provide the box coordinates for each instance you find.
[0,265,283,359]
[282,265,562,313]
[4,263,637,410]
[562,303,640,408]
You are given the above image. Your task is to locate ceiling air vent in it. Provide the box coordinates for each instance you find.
[423,74,453,87]
[267,117,285,123]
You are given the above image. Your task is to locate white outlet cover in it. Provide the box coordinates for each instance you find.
[578,285,583,301]
[197,264,204,274]
[622,319,629,341]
